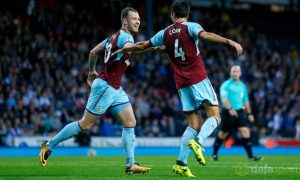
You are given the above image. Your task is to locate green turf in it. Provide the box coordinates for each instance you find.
[0,156,299,179]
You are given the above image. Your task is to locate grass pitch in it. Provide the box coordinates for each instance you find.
[0,156,299,179]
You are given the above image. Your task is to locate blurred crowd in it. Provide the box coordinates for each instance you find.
[0,1,300,146]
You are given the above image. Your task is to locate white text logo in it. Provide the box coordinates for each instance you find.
[169,28,181,35]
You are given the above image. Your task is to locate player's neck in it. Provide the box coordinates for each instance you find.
[121,26,132,35]
[175,18,187,24]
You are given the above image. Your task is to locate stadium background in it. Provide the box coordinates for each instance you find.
[0,0,300,156]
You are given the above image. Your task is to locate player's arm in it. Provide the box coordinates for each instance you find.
[199,31,243,55]
[132,46,166,54]
[132,41,165,54]
[111,40,152,56]
[87,42,106,86]
[242,84,254,122]
[112,29,165,56]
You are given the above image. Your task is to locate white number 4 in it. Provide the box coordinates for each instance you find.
[174,39,185,61]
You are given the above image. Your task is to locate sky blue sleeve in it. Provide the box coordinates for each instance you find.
[242,83,249,103]
[220,82,229,99]
[150,30,165,46]
[187,22,204,40]
[117,32,134,48]
[101,38,108,46]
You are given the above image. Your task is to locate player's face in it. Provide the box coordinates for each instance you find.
[126,11,140,34]
[230,66,241,81]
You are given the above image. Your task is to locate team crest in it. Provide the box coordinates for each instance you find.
[125,59,130,66]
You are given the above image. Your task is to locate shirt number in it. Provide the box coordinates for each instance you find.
[174,39,185,61]
[104,43,112,63]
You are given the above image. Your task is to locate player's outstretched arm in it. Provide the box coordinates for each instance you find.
[199,31,243,55]
[132,45,166,54]
[87,42,105,86]
[133,41,166,54]
[111,40,152,56]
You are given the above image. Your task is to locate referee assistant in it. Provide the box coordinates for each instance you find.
[212,65,263,161]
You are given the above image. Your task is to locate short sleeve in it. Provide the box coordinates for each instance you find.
[186,22,204,40]
[117,32,134,48]
[220,82,228,99]
[101,38,108,46]
[150,30,165,46]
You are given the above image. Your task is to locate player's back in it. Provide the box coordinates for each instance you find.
[154,22,207,89]
[98,29,133,89]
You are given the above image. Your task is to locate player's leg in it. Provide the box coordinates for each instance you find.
[39,78,114,167]
[185,78,220,165]
[46,78,113,149]
[189,78,221,146]
[177,87,200,163]
[111,89,151,174]
[238,126,263,161]
[172,111,199,177]
[187,103,220,166]
[40,110,98,167]
[212,110,232,161]
[46,110,98,148]
[171,88,199,177]
[196,103,220,145]
[114,105,136,167]
[178,111,201,164]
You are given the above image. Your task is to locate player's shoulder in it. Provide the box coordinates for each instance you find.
[182,21,200,26]
[117,29,134,47]
[119,29,133,39]
[154,25,172,38]
[182,21,202,29]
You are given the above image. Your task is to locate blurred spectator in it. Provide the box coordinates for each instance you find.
[268,106,283,138]
[0,119,7,146]
[295,117,300,140]
[101,118,114,136]
[0,1,299,147]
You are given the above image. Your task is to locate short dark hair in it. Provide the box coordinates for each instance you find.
[170,0,190,18]
[121,7,137,21]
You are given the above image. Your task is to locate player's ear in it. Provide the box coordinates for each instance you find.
[121,18,127,25]
[171,12,176,18]
[123,18,128,25]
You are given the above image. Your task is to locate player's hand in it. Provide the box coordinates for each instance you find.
[228,40,243,55]
[111,49,123,57]
[87,71,98,87]
[248,114,255,122]
[229,109,238,117]
[155,45,166,52]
